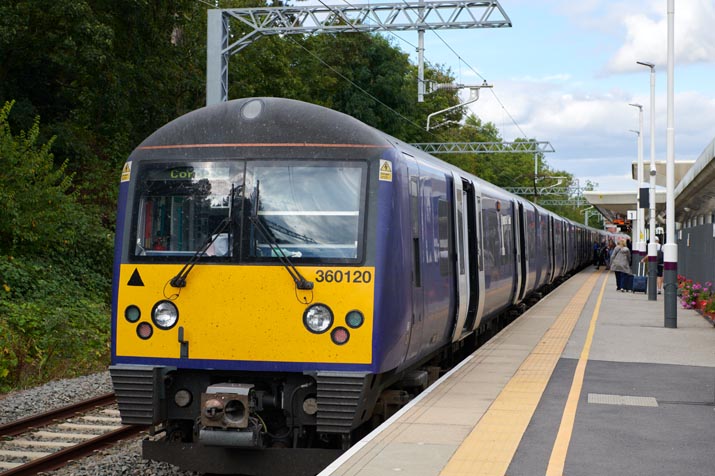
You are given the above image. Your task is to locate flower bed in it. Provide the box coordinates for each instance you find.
[678,274,715,326]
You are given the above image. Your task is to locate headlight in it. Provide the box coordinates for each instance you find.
[303,304,333,334]
[152,300,179,330]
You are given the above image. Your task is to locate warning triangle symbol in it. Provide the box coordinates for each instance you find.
[380,161,391,172]
[127,268,145,287]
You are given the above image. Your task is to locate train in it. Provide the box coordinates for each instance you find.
[109,97,616,475]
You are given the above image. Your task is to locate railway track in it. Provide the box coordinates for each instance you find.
[0,393,145,475]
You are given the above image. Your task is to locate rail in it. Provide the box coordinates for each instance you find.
[0,392,145,475]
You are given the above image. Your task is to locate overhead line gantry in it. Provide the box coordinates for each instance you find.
[410,141,555,154]
[207,1,512,105]
[409,141,590,206]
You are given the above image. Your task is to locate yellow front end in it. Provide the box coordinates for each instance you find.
[115,264,374,364]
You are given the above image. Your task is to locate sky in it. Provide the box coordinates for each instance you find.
[378,0,715,192]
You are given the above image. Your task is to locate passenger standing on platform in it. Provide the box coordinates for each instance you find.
[598,240,608,268]
[610,239,632,291]
[594,240,605,269]
[656,236,664,294]
[606,239,616,268]
[640,236,664,294]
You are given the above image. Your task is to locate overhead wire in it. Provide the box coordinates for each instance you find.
[327,0,440,93]
[295,0,439,135]
[427,27,530,140]
[322,0,530,140]
[285,35,431,135]
[204,0,518,137]
[197,0,429,134]
[322,0,421,50]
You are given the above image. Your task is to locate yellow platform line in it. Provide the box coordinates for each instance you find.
[545,271,608,476]
[439,271,603,476]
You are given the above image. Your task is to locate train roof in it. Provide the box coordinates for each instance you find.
[131,97,603,233]
[134,97,393,153]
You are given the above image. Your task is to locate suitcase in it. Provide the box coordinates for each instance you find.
[632,263,647,293]
[622,273,634,292]
[632,275,647,293]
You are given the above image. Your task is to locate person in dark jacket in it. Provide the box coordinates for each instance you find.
[655,236,664,294]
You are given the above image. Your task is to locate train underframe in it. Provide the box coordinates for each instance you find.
[110,363,436,475]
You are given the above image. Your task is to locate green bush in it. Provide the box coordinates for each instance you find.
[0,102,113,391]
[0,254,111,392]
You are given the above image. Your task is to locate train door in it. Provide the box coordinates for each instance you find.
[450,174,469,341]
[449,174,481,341]
[533,207,544,289]
[548,215,556,283]
[464,182,484,332]
[405,159,424,360]
[565,223,572,272]
[563,222,568,274]
[515,202,528,302]
[553,219,565,278]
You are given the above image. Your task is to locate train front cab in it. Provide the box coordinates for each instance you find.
[109,130,390,473]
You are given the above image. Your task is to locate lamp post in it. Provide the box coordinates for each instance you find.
[664,0,677,327]
[637,60,657,301]
[629,103,645,275]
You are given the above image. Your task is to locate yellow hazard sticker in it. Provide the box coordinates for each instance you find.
[121,161,132,182]
[379,159,392,182]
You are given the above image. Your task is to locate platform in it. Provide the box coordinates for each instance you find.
[318,267,715,476]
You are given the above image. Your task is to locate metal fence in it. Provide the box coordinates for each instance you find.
[677,223,715,285]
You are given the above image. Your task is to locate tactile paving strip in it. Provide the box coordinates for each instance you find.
[439,272,603,476]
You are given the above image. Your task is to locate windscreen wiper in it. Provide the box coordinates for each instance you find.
[170,185,236,288]
[251,181,314,290]
[249,215,314,290]
[169,217,231,288]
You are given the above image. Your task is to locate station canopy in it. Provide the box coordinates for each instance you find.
[584,136,715,230]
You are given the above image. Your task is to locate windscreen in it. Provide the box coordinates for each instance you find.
[130,160,366,263]
[247,162,366,261]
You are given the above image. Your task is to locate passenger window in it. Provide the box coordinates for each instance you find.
[438,199,450,276]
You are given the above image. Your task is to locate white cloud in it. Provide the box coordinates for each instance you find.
[466,77,715,191]
[607,0,715,72]
[471,79,633,142]
[443,1,715,193]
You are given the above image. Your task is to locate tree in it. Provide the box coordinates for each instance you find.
[0,0,210,224]
[284,32,459,141]
[1,102,76,253]
[0,102,112,389]
[0,100,112,267]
